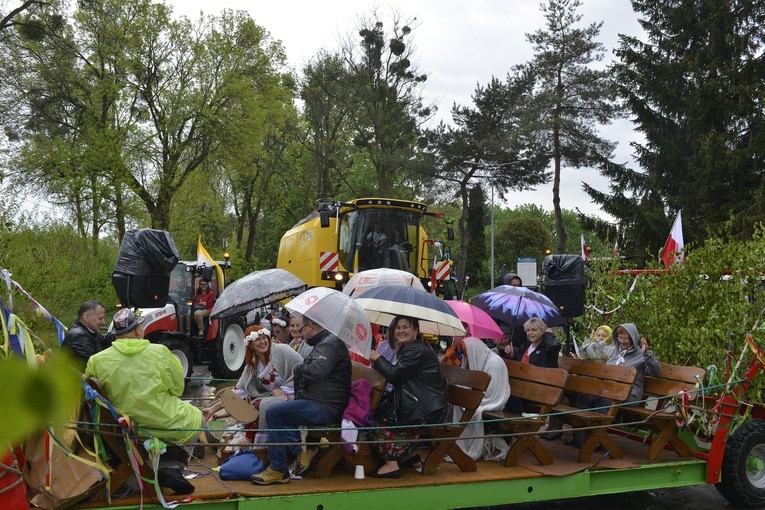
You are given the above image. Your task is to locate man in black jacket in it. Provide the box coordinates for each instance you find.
[61,300,115,365]
[251,316,351,485]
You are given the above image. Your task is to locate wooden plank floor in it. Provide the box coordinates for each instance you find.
[74,432,700,508]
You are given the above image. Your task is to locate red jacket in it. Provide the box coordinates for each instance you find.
[194,289,215,311]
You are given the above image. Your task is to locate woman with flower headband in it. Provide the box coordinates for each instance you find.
[270,316,291,344]
[202,325,303,445]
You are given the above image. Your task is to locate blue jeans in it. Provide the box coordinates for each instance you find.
[265,399,331,472]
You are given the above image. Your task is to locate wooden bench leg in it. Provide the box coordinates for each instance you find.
[421,441,452,475]
[647,423,691,462]
[578,430,622,463]
[446,442,476,472]
[526,437,554,465]
[314,445,345,478]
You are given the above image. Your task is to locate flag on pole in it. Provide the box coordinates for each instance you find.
[197,237,224,286]
[613,240,619,257]
[660,211,684,268]
[581,234,588,260]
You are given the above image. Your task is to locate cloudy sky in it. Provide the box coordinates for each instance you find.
[170,0,646,221]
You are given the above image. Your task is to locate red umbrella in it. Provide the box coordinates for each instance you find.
[445,300,504,340]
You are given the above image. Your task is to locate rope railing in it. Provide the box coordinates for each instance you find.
[68,377,744,446]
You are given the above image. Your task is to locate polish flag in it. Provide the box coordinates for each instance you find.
[581,234,588,260]
[660,211,684,268]
[613,240,619,257]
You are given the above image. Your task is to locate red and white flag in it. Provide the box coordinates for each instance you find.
[660,210,684,268]
[613,240,619,257]
[581,234,588,260]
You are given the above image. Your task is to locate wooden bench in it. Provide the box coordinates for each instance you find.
[617,362,705,461]
[311,361,387,478]
[81,377,155,498]
[419,363,491,475]
[555,356,637,463]
[483,360,568,467]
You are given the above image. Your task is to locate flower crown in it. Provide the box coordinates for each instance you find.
[246,328,272,343]
[271,318,287,328]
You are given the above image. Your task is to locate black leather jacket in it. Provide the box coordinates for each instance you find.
[61,320,115,365]
[294,329,351,422]
[512,331,561,368]
[373,338,448,424]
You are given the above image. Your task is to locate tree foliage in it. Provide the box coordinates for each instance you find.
[341,11,431,197]
[586,0,765,253]
[581,227,765,402]
[524,0,620,253]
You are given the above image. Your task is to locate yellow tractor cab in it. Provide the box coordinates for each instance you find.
[277,198,453,292]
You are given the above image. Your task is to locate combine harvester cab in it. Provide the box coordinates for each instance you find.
[277,198,454,296]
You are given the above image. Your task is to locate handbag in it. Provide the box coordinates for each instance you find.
[219,451,265,480]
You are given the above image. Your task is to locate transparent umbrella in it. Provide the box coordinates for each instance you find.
[210,268,307,319]
[343,268,426,297]
[285,287,372,358]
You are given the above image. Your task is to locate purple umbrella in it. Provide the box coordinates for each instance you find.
[471,285,566,328]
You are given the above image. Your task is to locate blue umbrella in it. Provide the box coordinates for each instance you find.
[471,285,566,328]
[354,285,466,336]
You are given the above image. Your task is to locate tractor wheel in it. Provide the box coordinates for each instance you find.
[716,419,765,508]
[161,338,194,382]
[212,320,245,380]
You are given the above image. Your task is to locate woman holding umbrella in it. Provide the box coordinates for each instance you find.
[368,316,449,478]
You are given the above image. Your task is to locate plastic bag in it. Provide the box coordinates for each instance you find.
[219,451,265,480]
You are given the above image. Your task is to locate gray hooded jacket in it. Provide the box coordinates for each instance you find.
[606,323,660,403]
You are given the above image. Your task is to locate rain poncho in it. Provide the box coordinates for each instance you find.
[452,337,511,460]
[85,338,202,443]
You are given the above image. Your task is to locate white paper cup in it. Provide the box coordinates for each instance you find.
[354,465,365,479]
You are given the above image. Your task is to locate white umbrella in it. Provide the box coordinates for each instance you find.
[285,287,372,358]
[355,285,466,336]
[343,268,426,297]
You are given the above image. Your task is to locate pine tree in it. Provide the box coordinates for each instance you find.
[525,0,620,254]
[586,0,765,253]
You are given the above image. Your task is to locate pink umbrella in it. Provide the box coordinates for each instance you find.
[445,300,504,340]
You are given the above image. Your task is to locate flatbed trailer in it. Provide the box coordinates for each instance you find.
[69,336,765,510]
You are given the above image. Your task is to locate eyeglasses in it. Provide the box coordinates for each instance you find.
[298,323,312,335]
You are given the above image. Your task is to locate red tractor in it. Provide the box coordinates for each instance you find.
[129,260,249,380]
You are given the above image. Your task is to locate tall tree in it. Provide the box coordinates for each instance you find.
[425,74,549,294]
[299,51,355,199]
[341,10,431,196]
[586,0,765,253]
[525,0,620,253]
[465,185,487,287]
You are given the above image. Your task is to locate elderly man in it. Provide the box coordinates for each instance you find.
[251,314,351,485]
[62,300,115,365]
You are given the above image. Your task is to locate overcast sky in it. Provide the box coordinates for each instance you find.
[169,0,645,221]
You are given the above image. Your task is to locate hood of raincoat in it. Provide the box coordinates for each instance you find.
[613,323,640,351]
[110,338,150,355]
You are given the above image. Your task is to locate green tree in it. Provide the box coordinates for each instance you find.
[425,75,549,295]
[341,11,431,196]
[465,186,487,287]
[586,0,765,253]
[299,51,355,199]
[524,0,620,253]
[494,216,553,279]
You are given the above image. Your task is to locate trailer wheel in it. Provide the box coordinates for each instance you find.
[161,338,193,382]
[212,321,245,379]
[716,419,765,508]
